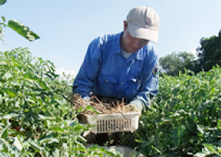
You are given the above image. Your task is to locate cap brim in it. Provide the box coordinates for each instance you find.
[128,23,158,43]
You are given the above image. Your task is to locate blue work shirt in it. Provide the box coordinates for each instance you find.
[73,32,159,109]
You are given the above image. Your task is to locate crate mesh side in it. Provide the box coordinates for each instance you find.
[97,119,132,133]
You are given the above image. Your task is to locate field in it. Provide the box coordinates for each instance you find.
[0,48,220,156]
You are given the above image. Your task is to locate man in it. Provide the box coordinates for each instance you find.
[73,6,160,113]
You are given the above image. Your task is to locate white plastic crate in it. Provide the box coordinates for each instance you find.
[85,112,140,134]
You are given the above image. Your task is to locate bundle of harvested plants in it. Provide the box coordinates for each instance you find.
[70,94,136,114]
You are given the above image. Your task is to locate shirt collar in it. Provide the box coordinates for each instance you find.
[135,49,143,60]
[112,32,123,55]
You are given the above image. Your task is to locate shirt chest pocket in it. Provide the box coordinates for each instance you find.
[97,76,117,96]
[125,76,142,99]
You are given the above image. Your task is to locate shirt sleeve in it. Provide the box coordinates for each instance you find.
[72,38,102,98]
[131,48,159,111]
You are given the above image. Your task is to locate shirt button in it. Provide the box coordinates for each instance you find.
[105,80,109,82]
[121,82,124,85]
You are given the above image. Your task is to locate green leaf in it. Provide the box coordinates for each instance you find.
[1,16,6,22]
[8,20,40,41]
[197,125,204,134]
[172,125,186,147]
[38,114,55,120]
[5,89,17,97]
[29,140,42,152]
[13,137,22,151]
[89,145,119,156]
[66,120,77,127]
[0,0,6,5]
[0,61,7,66]
[74,141,86,152]
[152,146,162,155]
[77,135,87,143]
[203,143,221,156]
[40,138,59,145]
[2,113,18,120]
[73,123,87,132]
[54,99,66,105]
[1,126,8,139]
[86,105,101,114]
[0,138,10,152]
[194,151,209,157]
[3,71,12,79]
[52,149,60,157]
[0,26,4,42]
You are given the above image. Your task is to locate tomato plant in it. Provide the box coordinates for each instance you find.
[124,67,221,156]
[0,48,120,156]
[1,48,220,156]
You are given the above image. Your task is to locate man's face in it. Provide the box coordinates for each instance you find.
[121,21,149,53]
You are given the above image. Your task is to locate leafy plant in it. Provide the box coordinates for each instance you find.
[121,67,221,156]
[159,52,195,76]
[0,1,40,42]
[0,48,120,156]
[194,30,221,73]
[0,0,6,5]
[1,47,220,156]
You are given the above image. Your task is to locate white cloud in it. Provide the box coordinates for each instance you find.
[55,68,77,78]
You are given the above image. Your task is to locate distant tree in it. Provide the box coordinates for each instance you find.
[159,52,195,76]
[0,0,40,42]
[193,30,221,72]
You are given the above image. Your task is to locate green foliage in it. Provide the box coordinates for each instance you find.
[0,0,6,5]
[8,20,40,41]
[159,52,195,76]
[1,47,220,156]
[193,30,221,73]
[0,16,6,42]
[160,30,221,75]
[0,48,120,156]
[131,67,221,156]
[0,1,40,42]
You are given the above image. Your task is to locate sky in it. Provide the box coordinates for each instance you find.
[1,0,221,76]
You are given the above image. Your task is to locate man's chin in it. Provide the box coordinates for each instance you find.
[131,49,138,53]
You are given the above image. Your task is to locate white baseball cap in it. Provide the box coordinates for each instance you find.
[126,6,160,43]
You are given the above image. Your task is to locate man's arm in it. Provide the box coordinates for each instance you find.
[128,52,159,112]
[73,38,101,98]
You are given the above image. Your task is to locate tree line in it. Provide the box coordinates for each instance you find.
[160,30,221,76]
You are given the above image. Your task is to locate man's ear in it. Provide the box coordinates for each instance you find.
[123,21,128,31]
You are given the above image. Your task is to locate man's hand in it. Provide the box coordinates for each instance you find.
[125,104,142,112]
[83,96,90,106]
